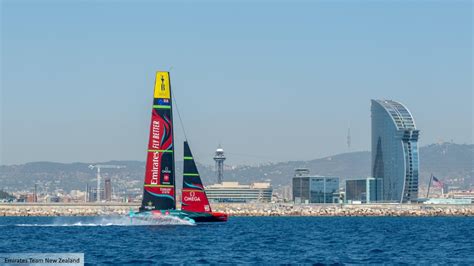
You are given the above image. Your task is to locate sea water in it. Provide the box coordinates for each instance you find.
[0,216,472,264]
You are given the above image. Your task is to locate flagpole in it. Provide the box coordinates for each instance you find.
[426,174,433,198]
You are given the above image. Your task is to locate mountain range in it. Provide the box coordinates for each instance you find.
[1,142,472,194]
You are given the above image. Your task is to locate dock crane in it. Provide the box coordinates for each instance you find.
[88,164,125,202]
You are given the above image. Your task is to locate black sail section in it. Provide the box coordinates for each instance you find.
[183,141,204,188]
[182,141,212,213]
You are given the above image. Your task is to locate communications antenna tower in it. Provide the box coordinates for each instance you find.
[347,127,351,151]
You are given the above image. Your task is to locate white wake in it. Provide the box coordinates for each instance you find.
[13,216,195,227]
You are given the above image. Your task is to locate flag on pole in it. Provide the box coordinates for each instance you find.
[432,176,444,188]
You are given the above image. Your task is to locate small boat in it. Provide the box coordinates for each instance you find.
[131,71,228,224]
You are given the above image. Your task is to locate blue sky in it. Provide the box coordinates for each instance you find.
[1,0,472,165]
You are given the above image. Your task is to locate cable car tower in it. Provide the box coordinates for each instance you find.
[213,145,226,184]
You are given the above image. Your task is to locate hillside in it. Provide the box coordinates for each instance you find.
[0,143,472,193]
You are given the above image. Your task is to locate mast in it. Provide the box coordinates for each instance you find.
[140,71,176,211]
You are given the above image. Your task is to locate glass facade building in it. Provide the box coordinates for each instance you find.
[345,177,382,203]
[292,169,340,204]
[371,99,419,203]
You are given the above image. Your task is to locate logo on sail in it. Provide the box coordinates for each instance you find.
[154,71,170,99]
[184,191,201,202]
[161,75,166,91]
[157,98,170,106]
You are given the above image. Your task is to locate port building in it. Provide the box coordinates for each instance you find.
[292,168,340,204]
[371,99,419,203]
[205,182,272,203]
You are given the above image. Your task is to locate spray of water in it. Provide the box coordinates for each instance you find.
[13,215,195,227]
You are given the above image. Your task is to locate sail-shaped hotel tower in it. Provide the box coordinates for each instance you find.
[371,99,419,203]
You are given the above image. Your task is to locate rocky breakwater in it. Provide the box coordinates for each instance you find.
[0,203,139,216]
[1,203,473,217]
[212,203,474,217]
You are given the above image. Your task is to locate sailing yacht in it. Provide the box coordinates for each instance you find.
[130,71,228,223]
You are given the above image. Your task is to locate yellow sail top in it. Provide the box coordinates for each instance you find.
[154,71,171,99]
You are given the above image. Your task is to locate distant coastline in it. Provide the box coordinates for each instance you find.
[1,203,473,217]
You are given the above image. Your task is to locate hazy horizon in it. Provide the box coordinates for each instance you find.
[0,141,471,168]
[2,1,472,166]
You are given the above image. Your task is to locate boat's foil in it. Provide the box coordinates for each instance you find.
[130,209,227,224]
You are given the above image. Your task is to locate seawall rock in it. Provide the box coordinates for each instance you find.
[1,203,473,217]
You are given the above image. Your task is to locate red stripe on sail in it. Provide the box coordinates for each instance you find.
[144,110,173,188]
[147,110,172,151]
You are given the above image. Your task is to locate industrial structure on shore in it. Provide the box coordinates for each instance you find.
[87,164,124,202]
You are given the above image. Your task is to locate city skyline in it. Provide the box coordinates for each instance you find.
[0,2,472,265]
[2,1,472,165]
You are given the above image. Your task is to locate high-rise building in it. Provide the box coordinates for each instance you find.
[371,99,419,203]
[104,177,112,201]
